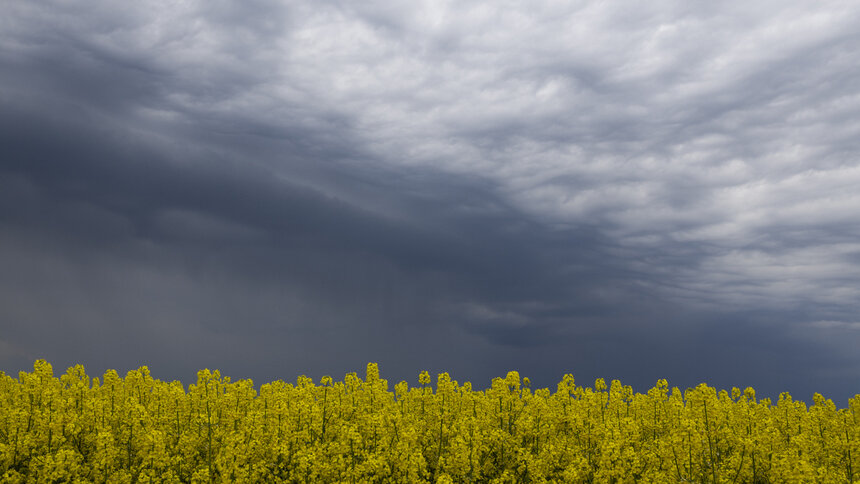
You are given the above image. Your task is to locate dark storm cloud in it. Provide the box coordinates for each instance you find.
[2,0,860,402]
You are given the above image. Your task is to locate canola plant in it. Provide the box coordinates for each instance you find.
[1,360,858,483]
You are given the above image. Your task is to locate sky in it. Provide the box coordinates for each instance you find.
[2,0,860,404]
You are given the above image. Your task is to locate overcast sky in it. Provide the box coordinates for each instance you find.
[2,0,860,403]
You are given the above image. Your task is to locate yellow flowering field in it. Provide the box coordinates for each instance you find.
[1,360,858,483]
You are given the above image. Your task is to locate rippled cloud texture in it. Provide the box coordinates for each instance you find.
[2,0,860,402]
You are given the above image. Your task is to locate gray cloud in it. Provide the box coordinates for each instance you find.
[2,0,860,402]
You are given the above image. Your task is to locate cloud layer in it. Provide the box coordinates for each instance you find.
[2,0,860,402]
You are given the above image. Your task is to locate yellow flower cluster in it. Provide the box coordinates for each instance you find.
[1,360,858,483]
